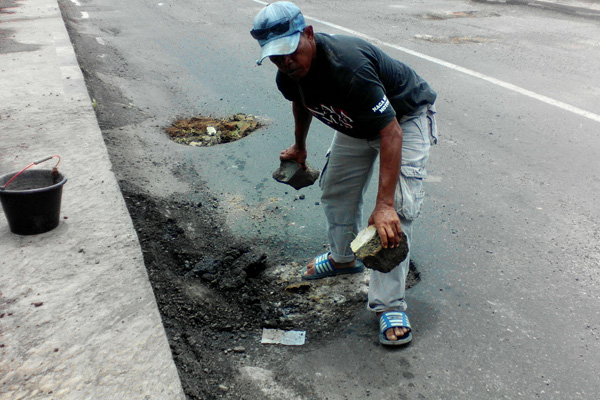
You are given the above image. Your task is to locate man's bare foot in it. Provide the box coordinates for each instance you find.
[303,254,357,278]
[377,311,411,342]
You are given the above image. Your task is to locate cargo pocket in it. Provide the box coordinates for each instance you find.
[395,165,426,221]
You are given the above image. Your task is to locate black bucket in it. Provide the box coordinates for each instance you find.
[0,169,68,235]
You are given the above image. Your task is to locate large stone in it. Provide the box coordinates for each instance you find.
[272,160,320,190]
[350,225,408,273]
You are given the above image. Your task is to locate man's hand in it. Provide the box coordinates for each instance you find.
[368,203,403,249]
[280,144,307,169]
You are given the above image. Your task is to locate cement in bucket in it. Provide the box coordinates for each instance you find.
[0,169,68,235]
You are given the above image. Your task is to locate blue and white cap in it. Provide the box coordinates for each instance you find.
[251,2,306,65]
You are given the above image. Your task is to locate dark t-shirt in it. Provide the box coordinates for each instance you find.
[276,33,437,139]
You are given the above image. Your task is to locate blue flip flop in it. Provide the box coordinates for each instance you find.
[301,252,365,280]
[379,311,412,346]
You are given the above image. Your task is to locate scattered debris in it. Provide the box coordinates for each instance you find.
[261,329,306,345]
[119,184,420,398]
[165,113,262,146]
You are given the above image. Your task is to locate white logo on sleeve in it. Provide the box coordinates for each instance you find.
[372,95,390,114]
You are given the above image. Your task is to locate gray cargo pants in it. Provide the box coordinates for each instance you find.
[319,104,437,312]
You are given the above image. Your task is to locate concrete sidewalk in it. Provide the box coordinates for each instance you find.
[0,1,184,399]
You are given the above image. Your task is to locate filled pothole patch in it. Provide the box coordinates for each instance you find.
[414,34,493,44]
[166,113,262,147]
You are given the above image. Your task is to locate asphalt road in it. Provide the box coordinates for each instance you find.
[60,0,600,398]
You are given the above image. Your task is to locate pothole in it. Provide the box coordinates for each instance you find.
[414,34,493,44]
[422,11,500,20]
[165,113,263,147]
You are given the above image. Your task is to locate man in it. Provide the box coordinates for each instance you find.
[251,1,437,345]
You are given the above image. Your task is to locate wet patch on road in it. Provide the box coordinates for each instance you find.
[0,28,42,54]
[0,1,44,54]
[166,114,262,146]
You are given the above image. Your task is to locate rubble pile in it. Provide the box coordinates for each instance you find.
[166,114,261,146]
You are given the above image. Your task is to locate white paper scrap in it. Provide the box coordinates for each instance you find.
[261,329,306,346]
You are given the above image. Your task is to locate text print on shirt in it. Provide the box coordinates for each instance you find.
[306,104,354,130]
[372,95,390,114]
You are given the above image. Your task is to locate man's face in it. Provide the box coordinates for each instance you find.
[269,28,315,80]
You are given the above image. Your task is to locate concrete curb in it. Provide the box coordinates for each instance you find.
[0,1,185,398]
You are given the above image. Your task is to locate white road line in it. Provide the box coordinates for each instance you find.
[81,11,89,19]
[70,0,81,6]
[251,0,600,124]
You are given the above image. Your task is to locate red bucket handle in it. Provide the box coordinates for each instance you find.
[1,155,62,190]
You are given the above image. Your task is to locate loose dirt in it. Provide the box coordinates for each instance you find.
[120,182,418,399]
[120,177,419,399]
[166,114,262,147]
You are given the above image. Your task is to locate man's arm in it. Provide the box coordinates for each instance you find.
[280,100,313,168]
[368,118,403,248]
